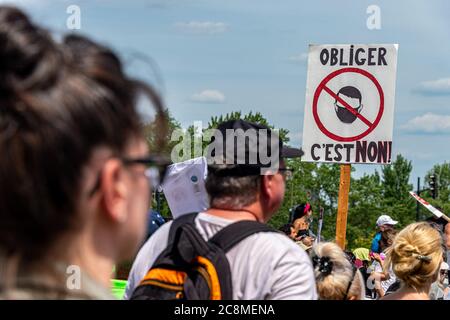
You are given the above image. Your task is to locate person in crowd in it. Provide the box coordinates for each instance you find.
[278,223,297,239]
[344,251,356,266]
[0,6,168,299]
[429,262,449,300]
[124,120,318,300]
[368,229,397,298]
[371,214,398,253]
[425,215,449,263]
[352,247,372,298]
[290,203,315,251]
[311,242,365,300]
[426,213,447,234]
[381,222,444,300]
[353,248,370,269]
[424,215,450,299]
[278,221,313,254]
[146,210,167,239]
[289,203,313,224]
[446,222,450,264]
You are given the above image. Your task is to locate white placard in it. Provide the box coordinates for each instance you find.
[161,157,209,219]
[302,44,398,164]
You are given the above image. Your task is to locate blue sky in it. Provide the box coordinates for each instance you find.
[5,0,450,184]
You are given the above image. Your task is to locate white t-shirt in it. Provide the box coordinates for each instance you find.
[124,212,317,300]
[372,260,396,294]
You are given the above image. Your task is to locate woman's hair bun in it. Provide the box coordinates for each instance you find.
[386,222,443,290]
[0,6,61,93]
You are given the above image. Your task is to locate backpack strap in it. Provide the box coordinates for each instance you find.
[167,212,198,245]
[209,220,276,253]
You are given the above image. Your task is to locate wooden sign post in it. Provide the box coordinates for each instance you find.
[336,164,351,249]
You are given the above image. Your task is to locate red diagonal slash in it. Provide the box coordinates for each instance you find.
[323,85,373,127]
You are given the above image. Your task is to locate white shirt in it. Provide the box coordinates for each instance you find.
[124,212,317,300]
[373,260,396,294]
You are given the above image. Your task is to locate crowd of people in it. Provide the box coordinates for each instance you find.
[0,6,448,301]
[280,208,449,300]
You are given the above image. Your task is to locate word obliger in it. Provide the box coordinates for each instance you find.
[319,45,388,66]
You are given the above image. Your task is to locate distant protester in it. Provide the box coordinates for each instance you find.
[429,262,449,300]
[146,210,166,239]
[369,229,397,298]
[425,215,449,263]
[371,215,398,253]
[353,248,372,299]
[290,203,315,251]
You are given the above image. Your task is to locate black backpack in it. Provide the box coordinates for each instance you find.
[130,212,276,300]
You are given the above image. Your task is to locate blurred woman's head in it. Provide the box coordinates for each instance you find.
[385,222,443,291]
[0,6,167,272]
[311,242,365,300]
[291,203,313,222]
[380,228,397,252]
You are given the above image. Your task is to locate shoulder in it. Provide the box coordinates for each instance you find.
[124,221,173,299]
[236,230,312,266]
[133,221,172,266]
[235,230,317,299]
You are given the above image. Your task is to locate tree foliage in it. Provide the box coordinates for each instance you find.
[422,162,450,216]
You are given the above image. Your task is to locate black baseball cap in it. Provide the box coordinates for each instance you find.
[206,119,303,175]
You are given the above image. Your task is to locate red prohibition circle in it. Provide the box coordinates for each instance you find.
[312,67,384,142]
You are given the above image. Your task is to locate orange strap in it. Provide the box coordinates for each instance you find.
[195,256,222,300]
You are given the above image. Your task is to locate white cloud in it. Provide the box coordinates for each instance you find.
[190,90,225,103]
[415,78,450,95]
[174,21,228,34]
[402,113,450,134]
[287,53,308,63]
[0,0,51,6]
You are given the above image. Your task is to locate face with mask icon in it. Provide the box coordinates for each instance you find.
[334,86,363,124]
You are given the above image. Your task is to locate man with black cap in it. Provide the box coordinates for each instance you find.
[125,120,317,300]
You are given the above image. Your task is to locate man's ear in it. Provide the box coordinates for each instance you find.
[99,159,128,223]
[260,174,274,199]
[261,173,283,216]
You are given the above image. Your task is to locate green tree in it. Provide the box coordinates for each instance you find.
[381,154,413,201]
[423,162,450,215]
[147,111,181,218]
[347,171,383,249]
[380,154,415,228]
[144,109,181,156]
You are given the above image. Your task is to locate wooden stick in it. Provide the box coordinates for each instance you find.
[336,164,351,250]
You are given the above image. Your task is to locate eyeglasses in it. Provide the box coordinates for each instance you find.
[122,155,170,192]
[88,155,170,197]
[278,167,293,181]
